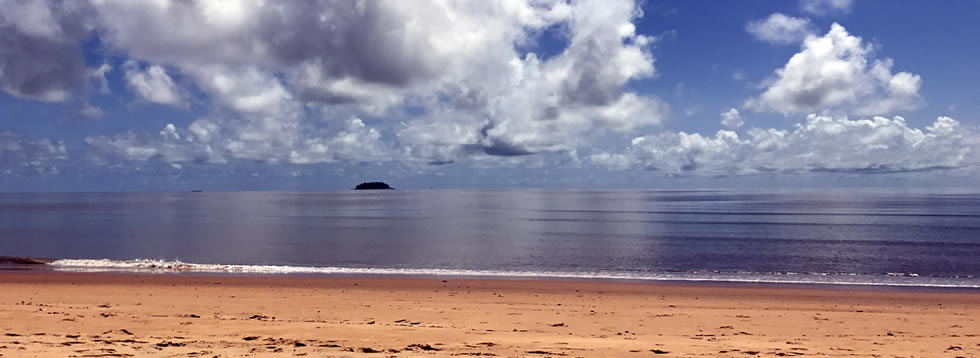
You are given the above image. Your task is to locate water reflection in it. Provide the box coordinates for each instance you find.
[0,190,978,278]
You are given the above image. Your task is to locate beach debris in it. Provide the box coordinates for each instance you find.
[406,343,440,351]
[248,314,272,320]
[550,323,565,327]
[242,336,259,341]
[947,346,963,350]
[155,341,185,347]
[359,347,382,353]
[294,341,307,347]
[651,349,670,354]
[111,339,147,344]
[99,329,132,335]
[394,319,409,323]
[526,350,566,355]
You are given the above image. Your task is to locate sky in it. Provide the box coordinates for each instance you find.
[1,0,978,191]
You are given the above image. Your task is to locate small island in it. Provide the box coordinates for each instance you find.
[354,182,393,190]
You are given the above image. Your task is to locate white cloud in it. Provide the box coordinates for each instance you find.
[88,63,112,94]
[87,116,390,166]
[85,123,217,164]
[87,0,577,106]
[732,71,745,82]
[0,130,68,174]
[63,0,665,166]
[396,0,666,163]
[746,23,923,116]
[123,61,184,107]
[720,108,744,129]
[80,104,104,119]
[90,59,394,166]
[800,0,854,16]
[289,119,389,164]
[746,13,815,45]
[685,105,702,117]
[593,115,979,175]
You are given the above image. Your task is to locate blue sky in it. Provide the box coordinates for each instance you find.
[1,0,978,191]
[639,0,980,134]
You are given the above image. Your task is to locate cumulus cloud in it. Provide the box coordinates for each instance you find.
[86,115,390,166]
[80,104,104,119]
[746,13,815,45]
[0,131,68,174]
[289,119,389,164]
[0,0,90,101]
[397,0,667,162]
[86,123,212,165]
[123,61,184,107]
[746,23,923,116]
[87,0,577,106]
[65,0,663,165]
[88,63,112,94]
[89,58,395,166]
[720,108,744,129]
[800,0,854,16]
[593,115,978,175]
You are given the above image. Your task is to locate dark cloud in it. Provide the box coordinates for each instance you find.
[809,165,961,175]
[0,1,91,101]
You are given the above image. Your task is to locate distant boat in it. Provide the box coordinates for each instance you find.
[354,182,393,190]
[191,190,203,192]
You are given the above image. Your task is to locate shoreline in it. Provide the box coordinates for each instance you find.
[7,256,978,289]
[8,268,980,293]
[2,271,978,357]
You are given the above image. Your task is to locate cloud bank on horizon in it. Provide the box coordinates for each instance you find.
[0,0,977,187]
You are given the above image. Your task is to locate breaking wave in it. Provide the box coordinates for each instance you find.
[42,258,980,289]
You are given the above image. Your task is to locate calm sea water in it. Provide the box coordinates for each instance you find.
[1,190,979,287]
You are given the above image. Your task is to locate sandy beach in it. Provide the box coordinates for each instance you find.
[0,272,977,357]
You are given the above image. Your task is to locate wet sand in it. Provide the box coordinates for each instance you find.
[0,272,977,357]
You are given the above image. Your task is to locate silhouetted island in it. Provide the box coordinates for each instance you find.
[354,182,393,190]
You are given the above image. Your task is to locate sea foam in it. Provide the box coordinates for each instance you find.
[46,259,980,288]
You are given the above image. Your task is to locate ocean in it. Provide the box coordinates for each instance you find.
[1,190,978,288]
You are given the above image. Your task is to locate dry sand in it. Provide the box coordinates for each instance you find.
[0,272,977,357]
